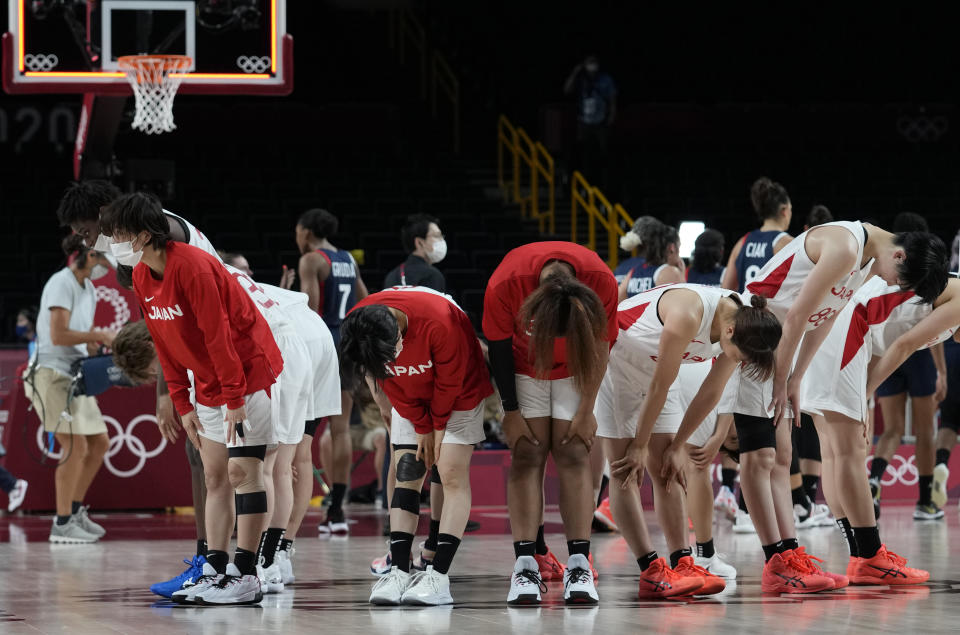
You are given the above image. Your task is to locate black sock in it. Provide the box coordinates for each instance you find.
[206,550,229,574]
[669,547,692,568]
[837,517,858,557]
[567,539,591,558]
[432,534,461,574]
[869,457,888,481]
[278,538,294,552]
[792,486,812,510]
[514,540,537,558]
[329,483,347,512]
[936,448,951,466]
[738,490,748,513]
[918,475,933,505]
[535,524,549,556]
[780,537,799,552]
[721,468,737,491]
[696,539,715,559]
[762,542,780,562]
[637,551,658,571]
[424,519,441,552]
[802,474,820,502]
[597,474,609,507]
[390,531,414,572]
[71,501,82,515]
[196,539,208,557]
[234,548,257,576]
[853,526,881,559]
[56,514,71,526]
[258,527,285,568]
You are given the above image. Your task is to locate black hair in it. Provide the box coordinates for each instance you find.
[895,231,949,304]
[17,306,38,328]
[750,177,790,222]
[339,305,400,390]
[61,233,92,261]
[401,213,440,253]
[298,208,338,240]
[729,294,782,381]
[56,180,121,227]
[691,229,724,273]
[99,192,171,249]
[115,264,134,290]
[892,212,929,233]
[806,204,833,228]
[622,216,679,266]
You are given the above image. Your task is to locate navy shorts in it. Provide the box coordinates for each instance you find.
[940,339,960,433]
[876,348,936,398]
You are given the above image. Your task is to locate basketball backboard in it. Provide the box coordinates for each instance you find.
[3,0,292,95]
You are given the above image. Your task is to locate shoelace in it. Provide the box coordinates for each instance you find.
[515,569,548,593]
[565,566,592,587]
[785,551,818,575]
[675,561,712,577]
[879,547,907,567]
[792,548,826,574]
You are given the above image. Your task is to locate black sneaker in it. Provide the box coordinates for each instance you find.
[318,507,349,535]
[869,478,881,519]
[465,520,481,533]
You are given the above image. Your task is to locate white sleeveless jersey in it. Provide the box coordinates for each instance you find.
[223,264,292,332]
[745,220,874,331]
[164,210,221,261]
[612,284,735,371]
[866,282,955,357]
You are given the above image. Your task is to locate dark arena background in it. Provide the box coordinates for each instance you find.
[1,2,960,633]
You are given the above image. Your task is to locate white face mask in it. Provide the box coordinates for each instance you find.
[93,234,114,252]
[427,238,447,264]
[110,240,143,267]
[90,264,110,280]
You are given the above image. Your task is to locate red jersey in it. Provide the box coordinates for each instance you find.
[133,242,284,416]
[482,242,619,380]
[352,287,493,434]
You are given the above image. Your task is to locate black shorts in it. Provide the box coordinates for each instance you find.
[876,348,936,398]
[792,413,821,462]
[734,413,777,452]
[940,339,960,433]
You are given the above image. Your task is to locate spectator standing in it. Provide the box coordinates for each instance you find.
[564,55,617,188]
[384,214,447,292]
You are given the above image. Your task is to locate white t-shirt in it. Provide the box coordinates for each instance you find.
[35,267,97,376]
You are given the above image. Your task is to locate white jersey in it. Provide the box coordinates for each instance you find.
[222,264,292,332]
[163,210,221,261]
[745,220,874,331]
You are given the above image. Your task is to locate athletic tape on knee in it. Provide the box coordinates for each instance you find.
[236,491,268,515]
[431,464,442,485]
[228,444,267,460]
[396,452,427,482]
[391,487,420,515]
[230,456,266,494]
[734,414,777,453]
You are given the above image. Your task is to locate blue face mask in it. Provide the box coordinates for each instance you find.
[15,325,30,339]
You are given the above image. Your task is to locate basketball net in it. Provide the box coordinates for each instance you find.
[117,55,192,135]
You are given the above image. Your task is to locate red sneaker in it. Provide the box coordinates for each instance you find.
[848,545,929,585]
[588,552,599,581]
[593,498,618,531]
[672,556,725,595]
[535,550,565,582]
[761,550,834,594]
[792,546,848,589]
[637,557,704,599]
[845,556,861,579]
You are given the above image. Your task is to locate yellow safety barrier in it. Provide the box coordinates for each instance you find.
[496,114,556,234]
[431,51,460,154]
[390,8,427,100]
[571,169,634,269]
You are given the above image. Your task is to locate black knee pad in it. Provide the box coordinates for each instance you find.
[228,444,267,460]
[391,487,420,515]
[236,491,268,515]
[795,414,822,461]
[396,452,427,482]
[790,444,801,475]
[431,464,442,485]
[304,418,321,437]
[734,413,777,453]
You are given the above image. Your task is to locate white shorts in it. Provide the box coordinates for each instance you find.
[197,389,276,448]
[594,357,684,439]
[390,403,485,447]
[802,322,869,422]
[676,363,718,448]
[724,365,796,420]
[286,305,341,421]
[516,375,581,420]
[273,328,311,445]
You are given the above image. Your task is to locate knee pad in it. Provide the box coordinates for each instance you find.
[228,455,266,494]
[236,491,268,515]
[431,464,442,485]
[790,445,801,475]
[797,415,822,461]
[735,413,777,453]
[391,486,420,515]
[304,418,321,437]
[396,451,427,483]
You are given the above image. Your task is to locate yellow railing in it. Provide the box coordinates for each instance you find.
[431,51,460,154]
[390,9,427,100]
[496,114,556,234]
[571,169,634,269]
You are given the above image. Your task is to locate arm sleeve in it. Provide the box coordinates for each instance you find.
[181,271,248,409]
[488,338,518,411]
[593,272,621,349]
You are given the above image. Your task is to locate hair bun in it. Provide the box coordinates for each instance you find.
[620,231,642,251]
[750,294,768,310]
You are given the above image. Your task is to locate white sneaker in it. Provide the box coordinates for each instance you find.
[400,566,453,605]
[48,515,98,544]
[794,502,824,529]
[369,566,411,605]
[507,556,544,606]
[713,485,738,520]
[695,554,737,580]
[813,503,835,527]
[733,509,756,534]
[74,505,106,538]
[933,463,950,509]
[563,554,598,605]
[196,563,263,605]
[7,479,27,512]
[257,561,285,593]
[276,549,295,585]
[172,562,220,604]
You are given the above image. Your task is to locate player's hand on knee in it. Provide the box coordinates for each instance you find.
[503,409,539,450]
[156,394,180,443]
[561,410,596,449]
[181,409,203,450]
[416,432,436,468]
[433,429,444,462]
[612,439,647,488]
[660,444,687,494]
[224,405,248,445]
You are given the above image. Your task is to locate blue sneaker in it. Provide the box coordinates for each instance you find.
[150,555,207,598]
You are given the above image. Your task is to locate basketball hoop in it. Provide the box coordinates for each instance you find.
[117,55,193,135]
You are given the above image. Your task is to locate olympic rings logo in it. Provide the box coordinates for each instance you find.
[866,454,918,487]
[236,56,271,74]
[35,414,167,478]
[23,54,59,72]
[94,285,131,332]
[897,115,949,143]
